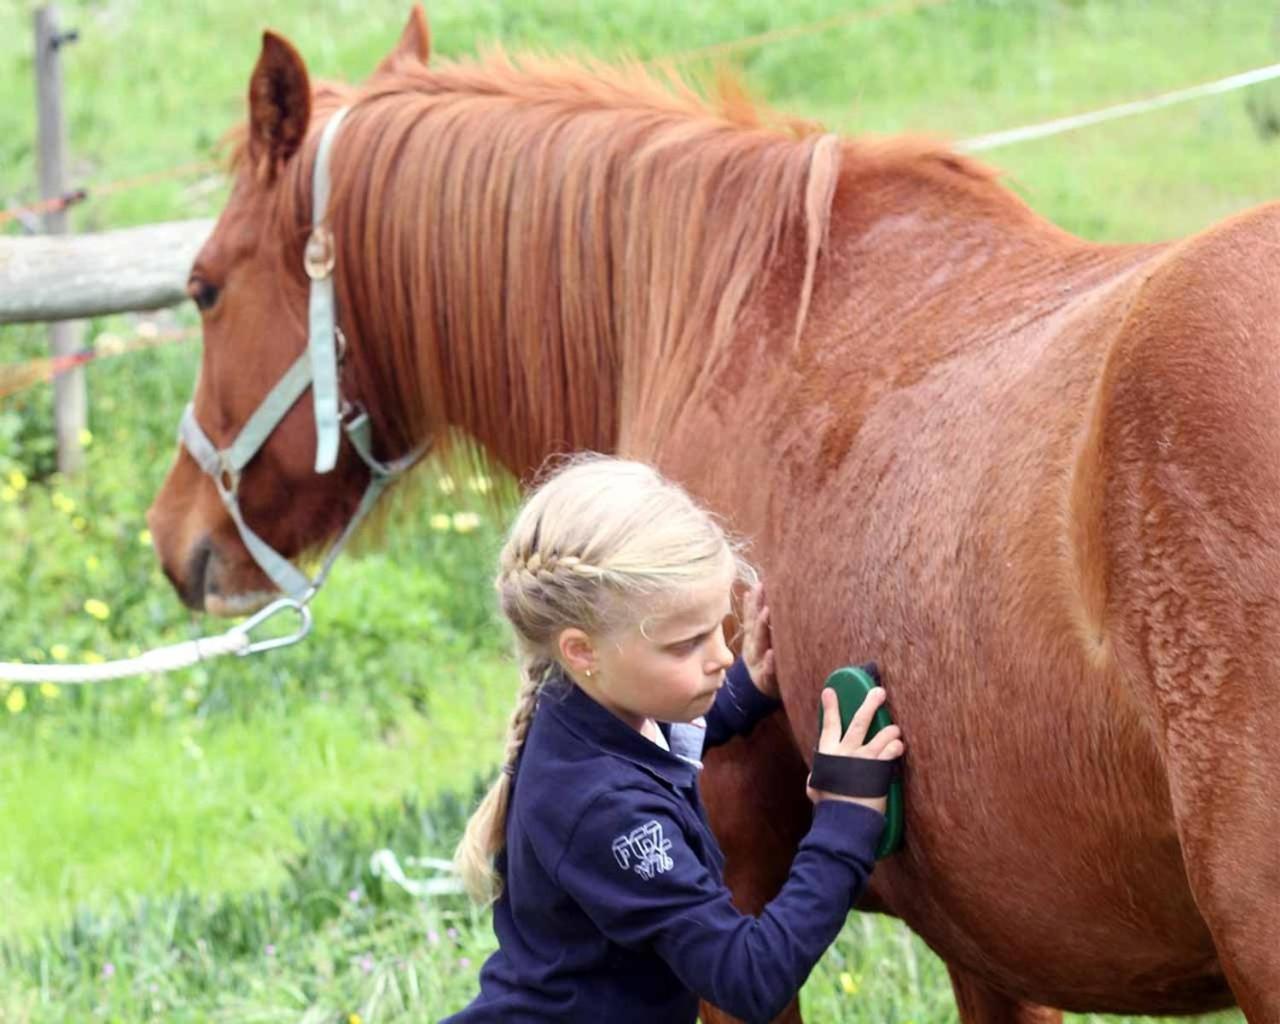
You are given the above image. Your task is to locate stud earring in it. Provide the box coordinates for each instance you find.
[585,669,594,679]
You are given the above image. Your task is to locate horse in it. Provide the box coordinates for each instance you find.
[146,8,1280,1021]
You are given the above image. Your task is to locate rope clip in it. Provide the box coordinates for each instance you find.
[234,597,314,655]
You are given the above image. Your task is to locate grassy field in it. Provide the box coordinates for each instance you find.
[0,0,1270,1020]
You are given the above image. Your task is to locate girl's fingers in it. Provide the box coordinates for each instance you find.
[858,725,901,759]
[839,687,885,751]
[817,688,843,752]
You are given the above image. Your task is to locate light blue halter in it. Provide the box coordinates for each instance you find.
[178,106,426,606]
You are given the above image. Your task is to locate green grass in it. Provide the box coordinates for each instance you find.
[0,648,512,938]
[0,0,1269,1020]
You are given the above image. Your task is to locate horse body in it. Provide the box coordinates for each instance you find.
[147,11,1280,1020]
[647,153,1277,1013]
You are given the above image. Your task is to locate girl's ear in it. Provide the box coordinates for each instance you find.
[557,628,597,675]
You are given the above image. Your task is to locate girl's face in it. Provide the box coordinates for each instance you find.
[575,572,737,730]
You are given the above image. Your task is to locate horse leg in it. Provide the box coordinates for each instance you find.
[947,967,1063,1024]
[698,713,813,1024]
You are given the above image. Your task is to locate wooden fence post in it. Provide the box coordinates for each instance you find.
[34,4,85,475]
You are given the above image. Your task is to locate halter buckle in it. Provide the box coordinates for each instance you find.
[304,225,336,280]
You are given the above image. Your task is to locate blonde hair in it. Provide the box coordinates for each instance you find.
[454,453,753,903]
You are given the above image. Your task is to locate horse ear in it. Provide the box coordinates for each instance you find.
[375,4,431,74]
[247,31,312,176]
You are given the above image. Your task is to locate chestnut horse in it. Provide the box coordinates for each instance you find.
[147,9,1278,1022]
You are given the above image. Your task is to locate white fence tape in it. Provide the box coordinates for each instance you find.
[959,62,1280,152]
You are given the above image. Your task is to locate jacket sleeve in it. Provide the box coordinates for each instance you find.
[552,789,883,1024]
[703,658,781,750]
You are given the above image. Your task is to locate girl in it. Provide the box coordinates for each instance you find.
[443,455,903,1024]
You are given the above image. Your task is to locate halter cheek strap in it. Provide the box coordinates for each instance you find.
[307,105,350,475]
[178,105,428,604]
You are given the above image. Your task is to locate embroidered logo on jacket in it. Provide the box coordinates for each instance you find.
[611,820,674,880]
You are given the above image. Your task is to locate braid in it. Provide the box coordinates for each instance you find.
[500,655,551,772]
[454,652,552,904]
[501,549,602,587]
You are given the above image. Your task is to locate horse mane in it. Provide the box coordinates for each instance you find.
[232,49,1001,482]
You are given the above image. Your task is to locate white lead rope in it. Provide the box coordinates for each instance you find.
[369,848,464,898]
[0,597,312,685]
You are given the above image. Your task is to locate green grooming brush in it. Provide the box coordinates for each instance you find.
[815,663,904,858]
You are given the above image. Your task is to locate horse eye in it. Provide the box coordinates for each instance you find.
[188,277,221,312]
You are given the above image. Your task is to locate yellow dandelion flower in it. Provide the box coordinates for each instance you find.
[839,971,858,995]
[77,428,93,447]
[7,470,27,491]
[348,1014,363,1024]
[429,513,451,531]
[138,529,152,547]
[39,683,60,700]
[84,598,110,620]
[436,475,457,494]
[83,651,105,664]
[452,512,481,534]
[0,487,16,504]
[6,688,26,714]
[50,644,70,662]
[52,493,75,514]
[85,555,101,572]
[71,515,87,532]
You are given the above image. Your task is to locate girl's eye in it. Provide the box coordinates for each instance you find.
[669,634,705,655]
[189,278,220,312]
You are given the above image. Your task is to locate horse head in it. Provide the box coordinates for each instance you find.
[146,9,431,615]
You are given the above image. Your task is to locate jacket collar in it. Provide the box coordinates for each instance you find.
[541,670,699,790]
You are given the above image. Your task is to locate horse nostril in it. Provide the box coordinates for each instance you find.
[179,537,214,612]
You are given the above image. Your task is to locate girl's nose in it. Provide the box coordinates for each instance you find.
[706,625,734,672]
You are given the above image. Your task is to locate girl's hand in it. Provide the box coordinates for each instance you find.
[806,686,904,815]
[741,582,777,699]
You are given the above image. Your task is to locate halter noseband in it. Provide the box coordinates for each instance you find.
[178,106,426,604]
